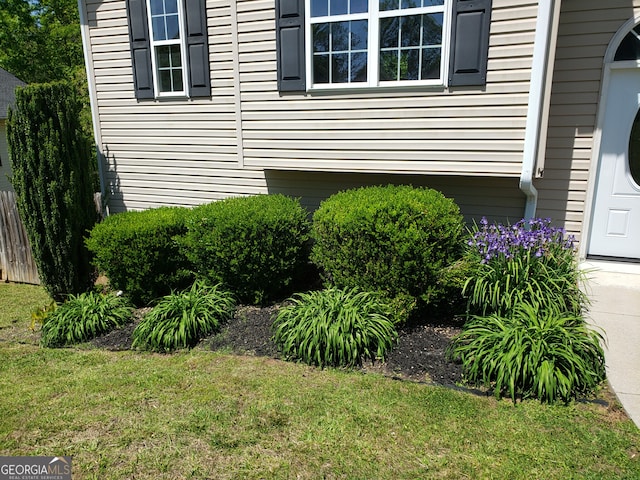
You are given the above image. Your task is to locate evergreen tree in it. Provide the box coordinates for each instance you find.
[7,81,97,301]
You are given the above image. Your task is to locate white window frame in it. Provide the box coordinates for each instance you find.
[305,0,452,91]
[147,0,189,97]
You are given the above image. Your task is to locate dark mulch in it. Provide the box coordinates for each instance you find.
[91,304,464,386]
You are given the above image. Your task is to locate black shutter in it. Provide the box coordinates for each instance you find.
[275,0,305,92]
[185,0,211,97]
[448,0,492,87]
[126,0,154,99]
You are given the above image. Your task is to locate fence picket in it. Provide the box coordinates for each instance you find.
[0,190,40,284]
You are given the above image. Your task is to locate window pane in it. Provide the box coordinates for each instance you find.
[166,14,180,40]
[422,13,443,45]
[380,0,398,10]
[421,47,440,79]
[403,49,419,80]
[165,0,178,14]
[330,0,347,15]
[351,52,367,82]
[152,17,166,41]
[157,45,183,92]
[378,12,443,82]
[379,50,398,81]
[313,23,330,52]
[313,19,369,85]
[629,107,640,186]
[351,20,368,50]
[351,0,368,13]
[172,69,184,91]
[150,0,164,15]
[311,0,328,17]
[332,53,349,83]
[159,70,172,92]
[313,55,330,83]
[383,0,444,9]
[170,45,182,66]
[401,15,420,47]
[380,17,399,49]
[332,22,349,51]
[156,45,170,67]
[615,26,640,61]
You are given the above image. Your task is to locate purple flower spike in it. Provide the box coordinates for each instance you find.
[469,217,575,263]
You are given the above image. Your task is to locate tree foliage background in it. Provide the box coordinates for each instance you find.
[0,0,84,84]
[0,0,93,138]
[2,0,99,296]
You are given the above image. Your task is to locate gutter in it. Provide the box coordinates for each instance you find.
[78,0,108,217]
[520,0,560,220]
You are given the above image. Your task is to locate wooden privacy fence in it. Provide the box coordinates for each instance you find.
[0,190,40,284]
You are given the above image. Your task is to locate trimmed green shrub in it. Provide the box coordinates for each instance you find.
[86,207,193,307]
[7,81,98,301]
[132,281,236,353]
[40,291,133,347]
[311,185,465,314]
[447,302,606,403]
[182,194,311,305]
[272,288,397,368]
[464,217,587,317]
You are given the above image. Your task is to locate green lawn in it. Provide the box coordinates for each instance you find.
[1,283,639,479]
[0,282,51,328]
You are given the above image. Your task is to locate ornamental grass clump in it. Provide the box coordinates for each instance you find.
[40,291,133,348]
[447,302,606,403]
[271,288,397,368]
[132,281,235,353]
[464,217,587,316]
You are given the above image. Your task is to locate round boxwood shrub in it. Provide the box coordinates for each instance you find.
[182,194,311,305]
[311,185,465,315]
[85,207,193,306]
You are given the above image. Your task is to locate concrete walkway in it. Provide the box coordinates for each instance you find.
[582,260,640,428]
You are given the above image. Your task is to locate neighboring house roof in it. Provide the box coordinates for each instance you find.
[0,68,26,119]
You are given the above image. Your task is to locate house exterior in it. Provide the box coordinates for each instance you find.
[0,68,25,192]
[78,0,640,262]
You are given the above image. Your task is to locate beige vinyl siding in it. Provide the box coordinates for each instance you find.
[239,0,538,176]
[265,170,525,224]
[84,0,532,222]
[536,0,640,240]
[0,121,13,192]
[86,0,269,212]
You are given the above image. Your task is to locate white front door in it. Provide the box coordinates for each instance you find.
[589,67,640,259]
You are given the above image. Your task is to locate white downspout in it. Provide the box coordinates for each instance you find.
[78,0,108,216]
[520,0,560,220]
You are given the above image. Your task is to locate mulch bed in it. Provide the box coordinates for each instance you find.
[91,304,464,386]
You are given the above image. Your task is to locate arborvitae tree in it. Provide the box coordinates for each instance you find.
[7,81,97,301]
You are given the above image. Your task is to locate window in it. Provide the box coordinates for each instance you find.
[126,0,210,99]
[308,0,447,88]
[614,24,640,62]
[148,0,186,95]
[276,0,492,92]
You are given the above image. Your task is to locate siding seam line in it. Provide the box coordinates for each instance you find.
[230,0,244,168]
